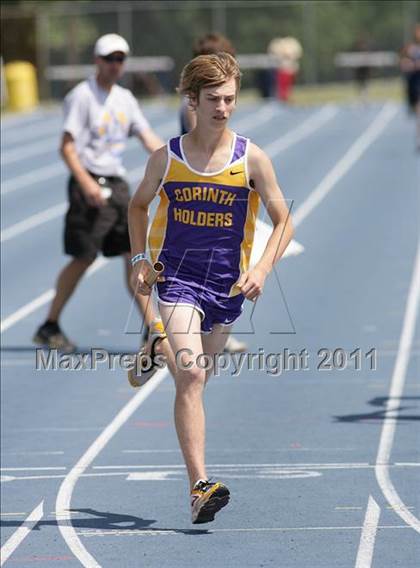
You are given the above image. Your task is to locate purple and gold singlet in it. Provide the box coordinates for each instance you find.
[149,133,259,298]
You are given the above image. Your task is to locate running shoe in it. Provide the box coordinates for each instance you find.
[33,321,76,353]
[191,479,230,524]
[128,318,167,388]
[224,335,247,353]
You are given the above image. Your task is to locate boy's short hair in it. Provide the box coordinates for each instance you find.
[178,52,241,101]
[193,33,236,57]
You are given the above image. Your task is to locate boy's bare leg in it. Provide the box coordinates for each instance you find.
[202,324,232,383]
[159,304,207,489]
[158,305,234,489]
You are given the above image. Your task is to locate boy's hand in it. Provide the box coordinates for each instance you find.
[237,266,268,302]
[131,260,153,296]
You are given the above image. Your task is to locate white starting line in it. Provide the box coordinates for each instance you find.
[1,461,419,484]
[74,524,410,539]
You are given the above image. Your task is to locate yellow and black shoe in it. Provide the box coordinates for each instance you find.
[128,318,167,388]
[190,479,230,524]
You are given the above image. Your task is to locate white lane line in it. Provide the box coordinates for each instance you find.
[2,451,64,455]
[354,496,381,568]
[0,501,44,566]
[92,462,419,470]
[3,462,418,483]
[1,467,66,471]
[122,447,360,453]
[76,525,409,538]
[0,256,108,333]
[93,462,370,470]
[232,101,280,132]
[55,367,169,568]
[1,111,59,134]
[293,103,398,227]
[1,472,128,482]
[1,360,35,366]
[1,289,54,333]
[265,104,338,158]
[4,122,60,144]
[1,134,60,165]
[1,163,67,195]
[0,203,67,242]
[375,238,420,534]
[0,171,145,242]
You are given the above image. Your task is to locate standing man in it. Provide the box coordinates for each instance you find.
[400,24,420,149]
[33,34,164,351]
[129,53,294,523]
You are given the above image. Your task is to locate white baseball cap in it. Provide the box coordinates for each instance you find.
[94,34,130,57]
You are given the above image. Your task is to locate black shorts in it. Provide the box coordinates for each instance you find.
[407,71,420,109]
[64,173,131,259]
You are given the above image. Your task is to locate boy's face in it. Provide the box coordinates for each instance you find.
[193,78,237,128]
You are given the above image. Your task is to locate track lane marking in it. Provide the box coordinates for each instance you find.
[55,368,168,568]
[293,103,398,228]
[0,256,108,333]
[75,525,409,538]
[0,501,44,566]
[355,496,381,568]
[375,238,420,534]
[0,203,67,242]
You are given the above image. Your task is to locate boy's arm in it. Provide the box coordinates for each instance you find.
[128,145,167,294]
[237,142,294,301]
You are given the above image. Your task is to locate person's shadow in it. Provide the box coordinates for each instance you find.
[334,396,420,423]
[0,508,209,535]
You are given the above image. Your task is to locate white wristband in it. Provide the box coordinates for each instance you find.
[131,252,146,266]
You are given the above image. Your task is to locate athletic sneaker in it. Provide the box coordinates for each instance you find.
[191,479,230,524]
[33,321,76,353]
[224,335,247,353]
[127,318,167,388]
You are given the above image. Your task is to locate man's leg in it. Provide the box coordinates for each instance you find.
[47,257,95,322]
[34,256,95,351]
[159,303,207,490]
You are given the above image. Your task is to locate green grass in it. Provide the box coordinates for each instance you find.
[291,78,403,105]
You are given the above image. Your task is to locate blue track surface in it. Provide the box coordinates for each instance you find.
[1,100,419,567]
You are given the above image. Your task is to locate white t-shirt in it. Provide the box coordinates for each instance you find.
[63,76,150,177]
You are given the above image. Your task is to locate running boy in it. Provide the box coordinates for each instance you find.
[128,53,294,523]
